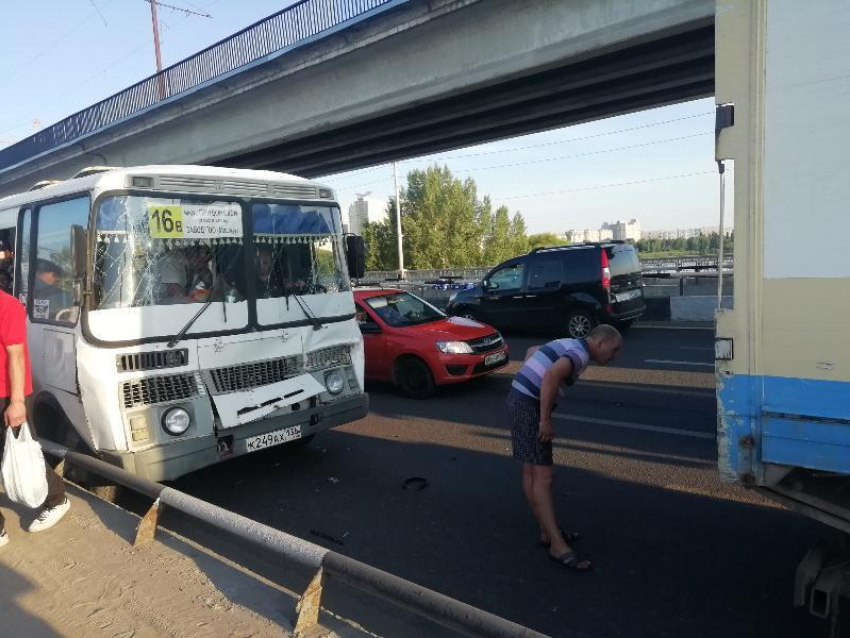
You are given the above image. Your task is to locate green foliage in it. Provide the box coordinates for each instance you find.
[362,165,532,270]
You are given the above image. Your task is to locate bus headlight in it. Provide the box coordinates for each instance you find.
[325,370,345,395]
[162,407,192,436]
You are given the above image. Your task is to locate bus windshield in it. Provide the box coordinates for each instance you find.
[94,195,349,310]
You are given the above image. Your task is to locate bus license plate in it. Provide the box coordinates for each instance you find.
[485,351,507,367]
[246,425,302,453]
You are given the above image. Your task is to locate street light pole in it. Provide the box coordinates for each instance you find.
[393,162,404,279]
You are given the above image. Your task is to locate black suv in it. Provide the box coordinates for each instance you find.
[446,243,645,338]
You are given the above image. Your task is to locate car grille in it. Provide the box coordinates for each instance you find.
[209,355,301,394]
[121,373,200,408]
[305,346,350,371]
[116,349,189,372]
[467,333,503,354]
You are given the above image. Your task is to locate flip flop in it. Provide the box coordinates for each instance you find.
[550,550,593,572]
[538,527,580,548]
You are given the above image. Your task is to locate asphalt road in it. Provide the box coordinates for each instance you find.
[171,326,828,638]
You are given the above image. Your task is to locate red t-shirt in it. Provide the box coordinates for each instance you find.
[0,290,33,398]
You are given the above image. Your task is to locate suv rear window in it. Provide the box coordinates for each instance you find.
[608,246,641,277]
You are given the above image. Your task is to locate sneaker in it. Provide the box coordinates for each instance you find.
[0,529,8,548]
[28,497,71,533]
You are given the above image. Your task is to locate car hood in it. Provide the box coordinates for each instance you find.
[397,316,497,341]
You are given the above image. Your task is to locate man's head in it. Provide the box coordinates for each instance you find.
[255,246,274,279]
[585,324,622,365]
[35,259,62,286]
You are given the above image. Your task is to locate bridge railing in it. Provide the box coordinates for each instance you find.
[0,0,405,171]
[363,255,735,285]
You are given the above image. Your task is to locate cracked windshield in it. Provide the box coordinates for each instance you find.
[94,196,349,317]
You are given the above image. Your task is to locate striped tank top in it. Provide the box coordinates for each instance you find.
[511,338,591,400]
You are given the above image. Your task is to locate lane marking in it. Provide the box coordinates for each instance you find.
[553,413,716,440]
[644,358,714,368]
[632,324,714,331]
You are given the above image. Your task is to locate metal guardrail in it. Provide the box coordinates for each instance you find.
[0,0,406,171]
[364,256,734,284]
[40,440,546,638]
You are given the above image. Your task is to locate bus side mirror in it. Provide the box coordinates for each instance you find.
[346,235,366,279]
[70,224,87,304]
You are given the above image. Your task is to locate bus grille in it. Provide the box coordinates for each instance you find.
[122,373,200,408]
[209,355,301,394]
[305,346,350,371]
[117,349,188,372]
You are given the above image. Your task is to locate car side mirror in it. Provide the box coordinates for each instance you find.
[485,281,499,290]
[359,322,381,334]
[346,235,366,279]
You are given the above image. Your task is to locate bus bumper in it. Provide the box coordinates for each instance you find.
[101,393,369,482]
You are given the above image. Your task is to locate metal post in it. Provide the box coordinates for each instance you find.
[393,162,404,279]
[149,0,164,73]
[149,0,166,99]
[716,160,726,310]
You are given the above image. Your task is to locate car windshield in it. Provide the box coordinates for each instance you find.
[93,196,349,309]
[365,292,444,327]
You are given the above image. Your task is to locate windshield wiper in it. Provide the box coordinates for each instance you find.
[167,282,223,348]
[291,293,324,330]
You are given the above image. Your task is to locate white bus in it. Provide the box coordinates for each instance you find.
[0,165,368,482]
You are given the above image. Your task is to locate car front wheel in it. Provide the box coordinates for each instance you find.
[395,357,436,399]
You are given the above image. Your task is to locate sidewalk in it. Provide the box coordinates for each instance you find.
[0,483,304,638]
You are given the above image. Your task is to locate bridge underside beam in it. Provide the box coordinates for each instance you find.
[221,26,714,177]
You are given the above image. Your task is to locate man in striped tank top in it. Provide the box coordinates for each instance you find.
[507,324,622,572]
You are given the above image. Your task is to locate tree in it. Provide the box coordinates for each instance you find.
[527,232,563,251]
[362,165,530,270]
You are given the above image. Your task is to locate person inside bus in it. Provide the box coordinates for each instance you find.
[33,259,71,319]
[156,245,214,304]
[254,246,283,299]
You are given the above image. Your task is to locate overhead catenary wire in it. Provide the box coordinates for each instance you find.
[321,112,713,185]
[0,0,220,138]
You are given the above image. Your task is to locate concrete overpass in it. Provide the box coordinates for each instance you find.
[0,0,714,197]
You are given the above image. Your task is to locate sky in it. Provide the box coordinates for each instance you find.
[0,1,727,236]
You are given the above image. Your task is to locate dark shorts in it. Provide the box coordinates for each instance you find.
[507,391,552,466]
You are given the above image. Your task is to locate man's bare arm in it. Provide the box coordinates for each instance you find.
[538,357,573,442]
[4,344,27,427]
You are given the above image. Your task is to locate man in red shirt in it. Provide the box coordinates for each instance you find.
[0,289,69,548]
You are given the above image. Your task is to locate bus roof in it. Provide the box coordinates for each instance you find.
[0,165,336,210]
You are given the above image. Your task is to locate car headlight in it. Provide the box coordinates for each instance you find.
[162,407,191,436]
[325,370,345,394]
[436,341,473,354]
[448,292,458,304]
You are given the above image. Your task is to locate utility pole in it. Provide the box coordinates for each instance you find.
[393,162,404,278]
[149,0,163,73]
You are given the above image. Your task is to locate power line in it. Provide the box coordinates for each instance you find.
[1,0,117,89]
[323,112,713,184]
[0,0,220,138]
[88,0,109,26]
[141,0,212,18]
[405,112,714,162]
[445,132,712,174]
[492,171,716,201]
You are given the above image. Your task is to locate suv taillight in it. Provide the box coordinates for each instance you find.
[601,250,611,298]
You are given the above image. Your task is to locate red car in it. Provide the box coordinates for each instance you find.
[354,288,509,398]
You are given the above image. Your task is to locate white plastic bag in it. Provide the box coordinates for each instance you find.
[1,422,49,508]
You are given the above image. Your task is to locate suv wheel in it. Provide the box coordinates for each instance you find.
[395,357,436,399]
[566,310,595,339]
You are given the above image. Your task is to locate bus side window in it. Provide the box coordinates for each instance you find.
[0,227,15,294]
[33,197,90,323]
